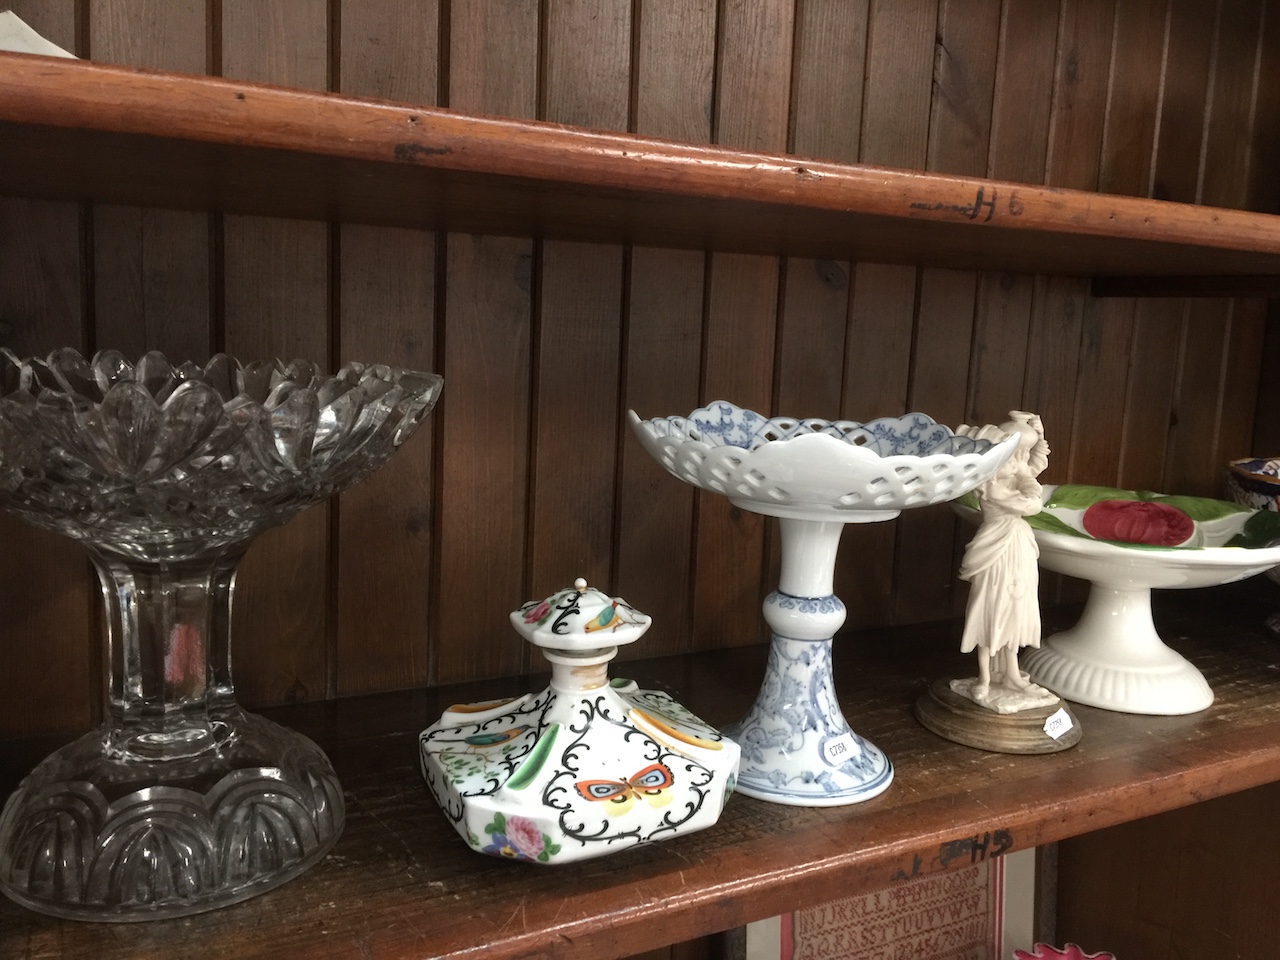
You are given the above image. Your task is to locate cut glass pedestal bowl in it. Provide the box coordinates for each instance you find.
[0,349,442,921]
[629,402,1018,806]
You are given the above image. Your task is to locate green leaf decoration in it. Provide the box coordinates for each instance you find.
[1025,511,1089,539]
[1150,494,1249,522]
[507,723,560,791]
[545,841,561,855]
[1043,484,1139,509]
[484,813,506,835]
[1227,509,1280,549]
[538,851,550,862]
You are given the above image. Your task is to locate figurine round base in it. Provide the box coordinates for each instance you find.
[914,679,1081,754]
[726,635,893,806]
[0,711,344,922]
[1022,586,1214,715]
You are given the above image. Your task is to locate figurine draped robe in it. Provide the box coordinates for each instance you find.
[959,476,1042,661]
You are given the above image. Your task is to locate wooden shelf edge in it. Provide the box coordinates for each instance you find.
[4,52,1280,278]
[6,583,1280,959]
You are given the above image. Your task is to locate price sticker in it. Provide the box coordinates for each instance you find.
[822,732,860,766]
[1043,707,1073,740]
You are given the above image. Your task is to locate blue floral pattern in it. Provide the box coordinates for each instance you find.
[728,635,892,803]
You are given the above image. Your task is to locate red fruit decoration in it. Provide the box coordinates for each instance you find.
[1082,499,1195,547]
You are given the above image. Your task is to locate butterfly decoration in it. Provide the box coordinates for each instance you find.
[583,600,646,634]
[575,763,675,816]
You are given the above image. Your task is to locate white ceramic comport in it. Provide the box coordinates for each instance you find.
[418,579,739,863]
[960,484,1280,715]
[630,402,1019,806]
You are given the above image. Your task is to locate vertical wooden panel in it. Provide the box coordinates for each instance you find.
[882,0,978,625]
[1066,0,1163,495]
[0,0,93,738]
[1024,275,1087,670]
[530,1,629,623]
[1151,0,1214,202]
[90,0,210,362]
[965,1,1058,608]
[986,0,1059,180]
[1116,299,1181,492]
[221,0,331,707]
[894,269,977,624]
[529,239,625,593]
[861,0,937,167]
[961,0,1045,431]
[1058,782,1280,957]
[436,0,538,683]
[1119,0,1209,495]
[1099,0,1167,198]
[1165,301,1231,496]
[1044,0,1115,191]
[1245,0,1280,215]
[838,264,916,629]
[1067,296,1135,486]
[1217,298,1267,469]
[789,0,869,161]
[836,0,936,629]
[779,0,869,627]
[693,0,792,651]
[1035,0,1113,522]
[927,0,1000,176]
[1023,277,1089,488]
[779,0,868,418]
[333,2,439,697]
[617,0,715,659]
[1163,0,1265,499]
[1198,0,1265,209]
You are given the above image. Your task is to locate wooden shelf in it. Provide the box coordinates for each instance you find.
[4,52,1280,281]
[5,582,1280,960]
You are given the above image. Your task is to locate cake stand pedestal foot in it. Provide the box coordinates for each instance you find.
[1023,584,1213,715]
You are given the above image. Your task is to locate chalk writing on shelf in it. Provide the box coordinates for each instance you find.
[938,829,1015,867]
[909,186,1025,222]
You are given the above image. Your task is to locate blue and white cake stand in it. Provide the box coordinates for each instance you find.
[630,402,1018,806]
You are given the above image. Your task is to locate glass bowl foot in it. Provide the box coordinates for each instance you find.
[0,711,343,921]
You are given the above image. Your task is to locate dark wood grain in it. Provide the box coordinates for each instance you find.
[528,1,630,615]
[691,0,791,653]
[89,0,212,363]
[433,0,538,685]
[5,54,1280,279]
[1058,777,1280,956]
[0,0,93,739]
[8,581,1280,959]
[331,1,439,698]
[219,1,332,707]
[615,0,716,661]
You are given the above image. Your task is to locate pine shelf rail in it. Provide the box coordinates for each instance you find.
[4,52,1280,286]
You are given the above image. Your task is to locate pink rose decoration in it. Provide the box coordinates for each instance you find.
[1014,945,1115,960]
[505,816,545,858]
[523,600,551,624]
